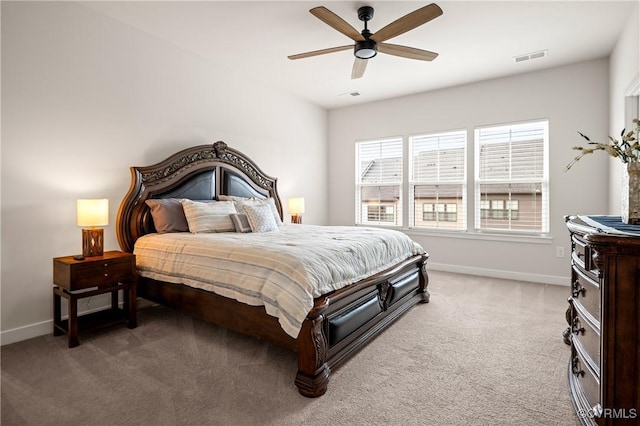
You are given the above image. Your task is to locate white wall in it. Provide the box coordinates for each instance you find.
[328,59,610,284]
[1,2,328,344]
[608,2,640,213]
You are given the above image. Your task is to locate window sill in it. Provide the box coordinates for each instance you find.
[407,228,552,244]
[356,224,552,245]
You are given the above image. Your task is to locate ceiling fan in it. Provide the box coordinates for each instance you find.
[288,3,443,79]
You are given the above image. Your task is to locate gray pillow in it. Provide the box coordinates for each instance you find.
[145,198,189,233]
[230,213,252,233]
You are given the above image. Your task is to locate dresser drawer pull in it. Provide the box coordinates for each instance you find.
[104,273,108,277]
[572,281,586,298]
[572,356,585,377]
[104,263,109,267]
[571,318,585,335]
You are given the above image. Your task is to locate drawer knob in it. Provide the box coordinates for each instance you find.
[571,356,585,377]
[104,273,108,277]
[572,281,586,298]
[104,263,108,267]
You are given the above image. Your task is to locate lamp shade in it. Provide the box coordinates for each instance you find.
[288,198,305,215]
[77,199,109,227]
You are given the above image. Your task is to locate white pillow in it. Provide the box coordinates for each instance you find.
[180,199,237,233]
[244,203,278,233]
[234,198,283,226]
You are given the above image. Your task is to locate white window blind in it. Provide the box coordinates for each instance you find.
[474,121,548,233]
[409,131,466,230]
[355,138,403,226]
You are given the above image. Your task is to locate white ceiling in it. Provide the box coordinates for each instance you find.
[80,1,638,109]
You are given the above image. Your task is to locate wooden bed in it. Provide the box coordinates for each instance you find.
[116,141,429,397]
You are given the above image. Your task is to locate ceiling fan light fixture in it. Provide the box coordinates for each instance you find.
[355,39,377,59]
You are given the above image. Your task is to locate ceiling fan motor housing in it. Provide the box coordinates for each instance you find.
[354,39,377,59]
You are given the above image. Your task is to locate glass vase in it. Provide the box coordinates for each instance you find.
[621,162,640,225]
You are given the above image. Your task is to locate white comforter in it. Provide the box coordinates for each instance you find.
[134,224,425,338]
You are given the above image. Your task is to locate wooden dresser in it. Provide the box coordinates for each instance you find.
[565,216,640,425]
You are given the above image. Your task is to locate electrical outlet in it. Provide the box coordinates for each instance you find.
[556,246,565,258]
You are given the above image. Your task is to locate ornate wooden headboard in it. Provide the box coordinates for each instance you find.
[116,141,282,252]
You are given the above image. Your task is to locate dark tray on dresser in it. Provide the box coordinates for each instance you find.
[565,215,640,425]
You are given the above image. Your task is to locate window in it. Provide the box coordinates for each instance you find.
[410,131,466,230]
[368,205,395,222]
[474,121,548,233]
[422,203,457,222]
[355,138,403,226]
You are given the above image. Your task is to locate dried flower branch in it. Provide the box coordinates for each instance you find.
[565,118,640,171]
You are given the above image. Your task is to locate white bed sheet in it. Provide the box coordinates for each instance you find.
[134,224,425,338]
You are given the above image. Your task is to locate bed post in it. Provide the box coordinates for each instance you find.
[295,301,330,397]
[418,254,430,303]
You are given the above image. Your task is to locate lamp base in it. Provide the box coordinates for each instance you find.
[82,228,104,257]
[291,214,302,224]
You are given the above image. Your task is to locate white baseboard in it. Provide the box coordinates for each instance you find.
[427,262,570,286]
[1,319,53,346]
[1,303,118,346]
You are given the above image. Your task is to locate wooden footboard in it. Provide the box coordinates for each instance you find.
[295,253,429,397]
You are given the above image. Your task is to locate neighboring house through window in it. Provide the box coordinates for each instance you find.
[355,137,403,226]
[475,120,549,233]
[410,130,466,230]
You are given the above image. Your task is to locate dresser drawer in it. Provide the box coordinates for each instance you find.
[572,235,600,280]
[571,266,600,323]
[570,304,600,372]
[571,346,601,412]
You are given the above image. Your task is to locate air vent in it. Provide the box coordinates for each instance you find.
[514,50,548,63]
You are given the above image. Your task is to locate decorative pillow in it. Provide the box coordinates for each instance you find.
[230,213,252,233]
[145,198,189,233]
[234,197,283,226]
[244,203,278,233]
[180,199,237,233]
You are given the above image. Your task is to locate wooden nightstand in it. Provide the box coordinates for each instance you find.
[53,250,137,347]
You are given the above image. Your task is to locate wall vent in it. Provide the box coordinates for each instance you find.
[514,50,548,63]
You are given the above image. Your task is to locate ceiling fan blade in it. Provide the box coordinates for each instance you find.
[310,6,365,42]
[288,45,352,60]
[378,43,438,61]
[351,58,368,79]
[371,3,443,43]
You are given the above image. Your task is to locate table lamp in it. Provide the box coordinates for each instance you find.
[77,199,109,258]
[288,197,305,224]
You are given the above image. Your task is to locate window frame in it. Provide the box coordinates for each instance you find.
[355,137,404,227]
[409,129,467,231]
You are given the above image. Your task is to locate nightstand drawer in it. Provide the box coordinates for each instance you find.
[74,261,133,288]
[53,251,136,291]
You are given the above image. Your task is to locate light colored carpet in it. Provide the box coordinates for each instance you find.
[1,271,579,426]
